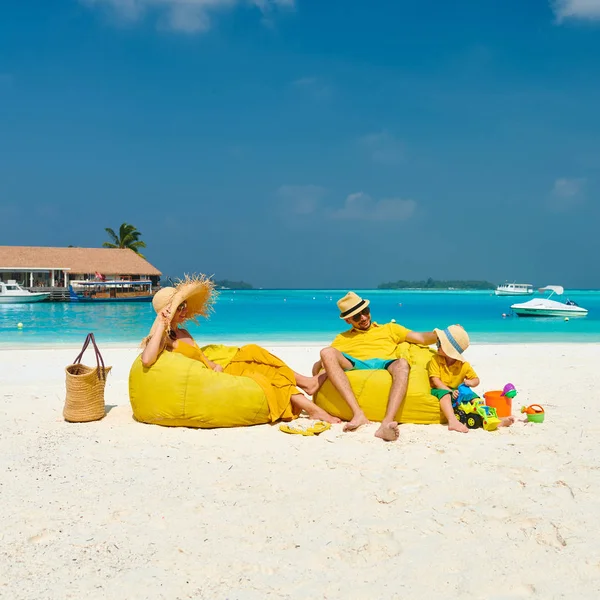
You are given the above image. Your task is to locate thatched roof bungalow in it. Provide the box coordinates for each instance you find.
[0,246,161,287]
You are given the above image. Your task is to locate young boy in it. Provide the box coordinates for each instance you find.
[428,325,515,433]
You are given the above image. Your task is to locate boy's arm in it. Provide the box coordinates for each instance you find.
[429,376,453,392]
[462,364,479,387]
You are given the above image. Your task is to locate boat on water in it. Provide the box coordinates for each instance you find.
[69,280,154,302]
[511,286,588,317]
[0,280,50,304]
[495,282,534,296]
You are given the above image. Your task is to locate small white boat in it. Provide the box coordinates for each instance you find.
[511,286,588,317]
[495,282,534,296]
[0,280,50,304]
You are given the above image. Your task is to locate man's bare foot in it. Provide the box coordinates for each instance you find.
[448,419,469,433]
[304,403,341,424]
[343,413,370,432]
[374,421,399,441]
[499,416,515,427]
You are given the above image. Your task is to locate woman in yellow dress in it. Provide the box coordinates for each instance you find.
[141,276,339,424]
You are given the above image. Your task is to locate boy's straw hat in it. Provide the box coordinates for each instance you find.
[337,291,370,320]
[434,325,470,362]
[143,274,217,344]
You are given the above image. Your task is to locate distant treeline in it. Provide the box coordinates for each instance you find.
[214,279,253,290]
[378,278,495,290]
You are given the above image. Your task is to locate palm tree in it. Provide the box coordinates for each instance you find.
[103,223,147,257]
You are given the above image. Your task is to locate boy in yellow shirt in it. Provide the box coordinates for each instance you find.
[428,325,514,433]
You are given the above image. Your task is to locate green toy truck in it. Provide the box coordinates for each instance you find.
[455,400,501,431]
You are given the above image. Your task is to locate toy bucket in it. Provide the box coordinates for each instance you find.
[521,404,545,423]
[483,390,512,417]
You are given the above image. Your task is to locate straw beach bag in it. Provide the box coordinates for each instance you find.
[63,333,112,423]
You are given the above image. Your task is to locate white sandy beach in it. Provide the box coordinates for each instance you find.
[1,343,600,599]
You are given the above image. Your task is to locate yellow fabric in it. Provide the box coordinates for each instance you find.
[314,343,444,424]
[171,340,240,369]
[224,344,301,422]
[427,354,478,388]
[201,343,240,368]
[173,339,212,368]
[173,342,299,423]
[128,351,271,428]
[331,322,412,361]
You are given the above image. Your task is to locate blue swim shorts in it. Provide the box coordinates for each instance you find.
[342,353,397,371]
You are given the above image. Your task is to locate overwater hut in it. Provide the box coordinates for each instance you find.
[0,246,162,294]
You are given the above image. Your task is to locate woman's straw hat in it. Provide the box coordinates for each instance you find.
[143,274,217,344]
[337,291,370,320]
[434,324,470,362]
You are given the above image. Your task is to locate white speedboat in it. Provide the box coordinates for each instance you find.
[0,280,50,304]
[511,286,587,317]
[495,282,534,296]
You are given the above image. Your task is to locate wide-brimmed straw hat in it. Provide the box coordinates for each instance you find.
[337,291,370,320]
[434,324,470,362]
[143,274,217,345]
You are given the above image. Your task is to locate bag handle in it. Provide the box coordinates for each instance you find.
[72,333,107,379]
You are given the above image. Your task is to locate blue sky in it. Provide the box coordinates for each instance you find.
[1,0,600,288]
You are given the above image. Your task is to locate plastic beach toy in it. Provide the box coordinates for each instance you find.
[521,404,545,423]
[279,420,331,436]
[483,390,512,418]
[502,383,517,399]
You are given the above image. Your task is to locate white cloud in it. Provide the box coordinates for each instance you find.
[81,0,294,33]
[331,192,417,222]
[359,131,405,165]
[276,185,325,215]
[548,177,586,212]
[552,0,600,21]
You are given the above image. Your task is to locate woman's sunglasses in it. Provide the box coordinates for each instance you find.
[351,306,370,322]
[176,301,187,312]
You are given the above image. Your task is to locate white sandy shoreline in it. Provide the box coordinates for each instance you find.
[2,339,600,352]
[2,343,600,599]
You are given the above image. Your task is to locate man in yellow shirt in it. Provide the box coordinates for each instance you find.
[315,292,437,441]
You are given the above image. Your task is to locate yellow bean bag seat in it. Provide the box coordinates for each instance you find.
[129,350,271,428]
[314,343,444,424]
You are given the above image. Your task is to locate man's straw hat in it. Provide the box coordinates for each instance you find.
[434,324,470,362]
[142,274,217,345]
[337,291,370,320]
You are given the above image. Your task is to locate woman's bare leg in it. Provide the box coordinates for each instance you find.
[294,371,327,396]
[290,393,341,424]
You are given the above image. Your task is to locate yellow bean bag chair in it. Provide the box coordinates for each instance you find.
[129,349,271,428]
[314,343,444,424]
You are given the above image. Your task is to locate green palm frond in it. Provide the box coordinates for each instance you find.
[103,223,147,256]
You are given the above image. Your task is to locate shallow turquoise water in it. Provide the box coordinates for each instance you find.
[1,289,600,347]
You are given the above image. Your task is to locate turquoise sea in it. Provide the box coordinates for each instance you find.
[1,289,600,348]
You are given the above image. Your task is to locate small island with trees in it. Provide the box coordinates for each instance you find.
[378,278,495,290]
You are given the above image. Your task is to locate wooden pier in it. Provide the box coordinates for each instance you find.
[28,287,71,302]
